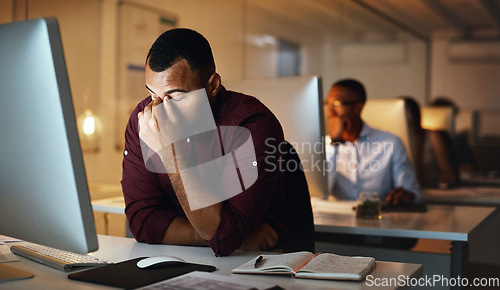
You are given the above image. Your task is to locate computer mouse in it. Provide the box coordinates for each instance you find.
[136,256,186,269]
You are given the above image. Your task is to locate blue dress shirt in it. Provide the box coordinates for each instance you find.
[326,122,422,203]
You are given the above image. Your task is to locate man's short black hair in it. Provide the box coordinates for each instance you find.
[146,28,215,83]
[332,78,366,103]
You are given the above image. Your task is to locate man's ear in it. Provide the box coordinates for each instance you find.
[206,72,221,98]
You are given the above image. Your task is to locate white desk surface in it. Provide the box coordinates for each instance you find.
[93,196,498,242]
[312,198,497,241]
[423,186,500,206]
[460,173,500,186]
[3,235,423,290]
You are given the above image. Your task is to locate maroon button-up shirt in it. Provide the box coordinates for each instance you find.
[121,86,289,256]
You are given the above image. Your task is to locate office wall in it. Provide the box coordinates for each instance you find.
[0,1,13,23]
[430,37,500,172]
[126,0,245,81]
[335,39,427,104]
[431,37,500,111]
[25,0,101,115]
[320,40,426,103]
[0,0,118,187]
[242,3,326,80]
[0,0,101,115]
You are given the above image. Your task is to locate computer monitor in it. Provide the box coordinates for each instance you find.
[224,76,328,198]
[421,106,455,134]
[0,18,98,254]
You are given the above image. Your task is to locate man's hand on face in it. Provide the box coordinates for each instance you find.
[240,223,279,251]
[138,97,164,152]
[385,187,415,205]
[138,97,178,173]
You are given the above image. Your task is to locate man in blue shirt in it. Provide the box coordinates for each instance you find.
[325,79,422,205]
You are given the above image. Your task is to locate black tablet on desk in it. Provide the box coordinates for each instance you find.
[68,257,216,289]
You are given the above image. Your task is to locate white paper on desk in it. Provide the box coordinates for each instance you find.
[311,197,355,213]
[0,245,19,263]
[137,271,275,290]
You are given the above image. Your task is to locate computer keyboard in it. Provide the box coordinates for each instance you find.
[10,242,111,272]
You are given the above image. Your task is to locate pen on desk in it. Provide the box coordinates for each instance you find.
[254,255,263,268]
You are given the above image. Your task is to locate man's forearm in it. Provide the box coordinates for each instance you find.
[168,172,222,241]
[161,216,208,246]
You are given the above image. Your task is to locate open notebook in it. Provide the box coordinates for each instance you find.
[232,251,376,281]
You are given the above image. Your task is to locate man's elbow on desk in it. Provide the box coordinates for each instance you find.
[161,216,208,246]
[160,209,243,257]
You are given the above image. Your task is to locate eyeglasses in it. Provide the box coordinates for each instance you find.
[324,100,362,109]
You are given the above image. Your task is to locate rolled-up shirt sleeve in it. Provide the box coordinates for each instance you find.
[121,99,183,244]
[204,108,285,256]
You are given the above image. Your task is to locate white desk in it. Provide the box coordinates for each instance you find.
[2,235,422,290]
[460,173,500,187]
[312,199,497,289]
[423,186,500,206]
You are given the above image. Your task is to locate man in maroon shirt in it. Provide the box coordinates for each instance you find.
[121,28,302,256]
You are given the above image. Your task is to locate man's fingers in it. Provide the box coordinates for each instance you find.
[147,118,158,131]
[262,223,279,248]
[267,235,278,248]
[400,191,415,204]
[143,101,153,121]
[392,193,402,204]
[388,188,415,205]
[150,97,166,131]
[138,101,160,135]
[387,187,404,204]
[140,98,163,132]
[153,95,163,105]
[138,113,145,133]
[149,106,158,131]
[145,100,154,111]
[266,224,279,241]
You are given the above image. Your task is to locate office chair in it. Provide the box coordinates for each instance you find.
[281,141,315,253]
[426,130,461,187]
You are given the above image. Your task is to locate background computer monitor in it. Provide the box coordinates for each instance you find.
[322,98,414,164]
[224,76,327,198]
[0,18,98,254]
[421,106,455,135]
